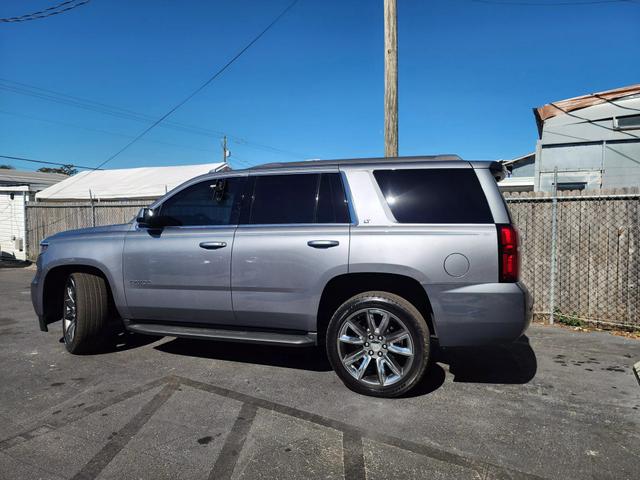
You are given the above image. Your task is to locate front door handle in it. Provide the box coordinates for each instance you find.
[307,240,339,249]
[199,241,227,250]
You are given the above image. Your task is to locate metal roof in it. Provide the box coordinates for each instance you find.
[535,84,640,123]
[36,163,227,201]
[501,152,535,166]
[0,168,68,189]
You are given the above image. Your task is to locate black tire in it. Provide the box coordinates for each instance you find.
[62,272,109,354]
[326,291,430,398]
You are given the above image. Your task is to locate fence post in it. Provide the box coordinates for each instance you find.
[549,167,558,324]
[89,190,96,227]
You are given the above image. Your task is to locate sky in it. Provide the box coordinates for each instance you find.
[0,0,639,172]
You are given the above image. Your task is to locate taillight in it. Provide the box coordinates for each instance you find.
[498,224,519,282]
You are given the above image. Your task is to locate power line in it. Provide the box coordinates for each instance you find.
[0,0,90,23]
[94,0,300,169]
[591,94,640,114]
[0,79,309,159]
[548,102,640,140]
[0,154,101,170]
[41,0,301,199]
[0,109,216,155]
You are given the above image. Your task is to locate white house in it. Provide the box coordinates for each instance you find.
[0,169,67,261]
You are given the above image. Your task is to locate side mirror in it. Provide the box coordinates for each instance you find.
[136,207,157,228]
[213,179,226,202]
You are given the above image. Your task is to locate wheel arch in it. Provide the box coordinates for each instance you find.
[316,272,435,346]
[42,264,118,325]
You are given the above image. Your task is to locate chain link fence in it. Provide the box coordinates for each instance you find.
[25,200,150,259]
[24,189,640,330]
[505,188,640,330]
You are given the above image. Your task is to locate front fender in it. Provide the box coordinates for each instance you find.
[33,231,129,329]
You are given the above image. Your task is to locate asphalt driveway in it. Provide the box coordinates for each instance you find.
[0,266,638,479]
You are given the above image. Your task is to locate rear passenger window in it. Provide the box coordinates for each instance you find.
[247,173,350,225]
[316,173,350,224]
[373,169,493,223]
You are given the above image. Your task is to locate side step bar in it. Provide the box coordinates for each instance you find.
[124,321,317,347]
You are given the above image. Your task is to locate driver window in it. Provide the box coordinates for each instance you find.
[158,177,245,226]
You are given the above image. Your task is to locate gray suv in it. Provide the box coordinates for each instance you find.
[31,156,532,397]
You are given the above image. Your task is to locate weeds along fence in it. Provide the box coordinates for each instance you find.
[24,189,640,329]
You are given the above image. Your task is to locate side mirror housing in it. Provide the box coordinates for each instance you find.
[136,207,157,228]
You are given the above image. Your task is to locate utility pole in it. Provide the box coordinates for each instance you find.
[384,0,398,158]
[221,136,230,164]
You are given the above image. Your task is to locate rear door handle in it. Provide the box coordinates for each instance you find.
[307,240,339,249]
[199,241,227,250]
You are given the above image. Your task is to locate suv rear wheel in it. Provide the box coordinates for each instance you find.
[62,272,109,354]
[326,291,430,397]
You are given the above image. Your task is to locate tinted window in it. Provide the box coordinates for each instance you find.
[373,169,493,223]
[316,173,350,223]
[249,174,318,224]
[159,177,245,226]
[247,173,350,225]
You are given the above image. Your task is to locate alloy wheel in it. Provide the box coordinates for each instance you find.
[337,308,414,387]
[63,277,77,344]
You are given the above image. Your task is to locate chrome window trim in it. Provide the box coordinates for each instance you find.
[236,223,353,228]
[145,224,240,232]
[136,222,355,232]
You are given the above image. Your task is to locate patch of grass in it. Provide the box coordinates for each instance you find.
[554,310,585,327]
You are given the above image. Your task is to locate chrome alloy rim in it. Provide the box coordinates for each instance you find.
[63,277,77,344]
[337,308,414,387]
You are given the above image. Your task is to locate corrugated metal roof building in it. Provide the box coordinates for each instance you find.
[533,84,640,192]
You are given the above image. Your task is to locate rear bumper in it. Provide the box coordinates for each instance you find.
[426,281,532,347]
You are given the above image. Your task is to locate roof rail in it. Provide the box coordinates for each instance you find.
[248,155,463,170]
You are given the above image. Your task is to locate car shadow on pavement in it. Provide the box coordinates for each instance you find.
[0,259,32,268]
[153,336,536,394]
[58,329,161,354]
[436,336,537,384]
[155,338,333,372]
[400,363,447,397]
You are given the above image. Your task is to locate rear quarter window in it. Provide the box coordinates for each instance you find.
[373,169,493,224]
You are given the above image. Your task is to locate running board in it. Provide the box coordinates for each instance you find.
[124,321,317,347]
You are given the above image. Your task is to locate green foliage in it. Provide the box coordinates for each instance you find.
[554,309,585,327]
[0,164,15,169]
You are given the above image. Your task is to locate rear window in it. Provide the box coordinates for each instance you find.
[373,169,493,224]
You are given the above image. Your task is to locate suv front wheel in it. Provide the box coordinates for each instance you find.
[326,291,430,397]
[62,272,110,354]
